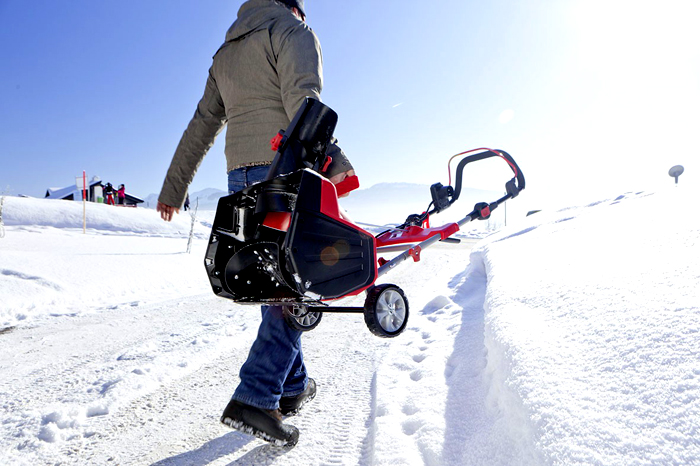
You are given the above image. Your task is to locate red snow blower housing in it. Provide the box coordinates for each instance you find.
[205,98,525,337]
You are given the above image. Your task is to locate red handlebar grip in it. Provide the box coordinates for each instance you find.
[335,175,360,196]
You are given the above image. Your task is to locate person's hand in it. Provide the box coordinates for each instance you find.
[329,169,355,198]
[157,201,180,222]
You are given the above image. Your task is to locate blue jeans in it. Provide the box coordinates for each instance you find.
[228,166,308,410]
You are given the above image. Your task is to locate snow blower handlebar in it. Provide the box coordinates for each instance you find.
[455,149,525,223]
[378,149,526,277]
[436,149,525,216]
[396,149,525,229]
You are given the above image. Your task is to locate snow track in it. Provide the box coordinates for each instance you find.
[0,290,394,465]
[89,346,251,464]
[1,294,249,463]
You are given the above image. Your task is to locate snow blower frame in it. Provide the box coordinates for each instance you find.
[205,98,525,337]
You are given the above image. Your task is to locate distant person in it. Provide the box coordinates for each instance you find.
[117,184,126,205]
[184,194,190,212]
[156,0,354,447]
[103,183,115,205]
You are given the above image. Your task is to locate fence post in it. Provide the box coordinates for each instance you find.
[82,171,87,234]
[186,198,199,254]
[0,193,6,239]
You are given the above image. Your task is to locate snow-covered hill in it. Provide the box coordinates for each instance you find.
[0,187,698,465]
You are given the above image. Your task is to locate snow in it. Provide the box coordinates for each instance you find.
[0,186,698,465]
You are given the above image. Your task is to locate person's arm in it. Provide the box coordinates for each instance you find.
[276,25,355,185]
[158,67,226,220]
[276,25,323,120]
[157,201,179,222]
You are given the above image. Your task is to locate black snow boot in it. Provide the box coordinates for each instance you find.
[279,378,317,416]
[220,400,299,447]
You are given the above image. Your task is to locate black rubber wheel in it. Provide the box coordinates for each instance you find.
[364,284,409,338]
[284,306,323,332]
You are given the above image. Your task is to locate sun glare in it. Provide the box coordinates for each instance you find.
[499,109,515,124]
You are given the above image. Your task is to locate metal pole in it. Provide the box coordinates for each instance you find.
[82,170,87,234]
[377,214,475,278]
[0,193,6,239]
[377,233,443,278]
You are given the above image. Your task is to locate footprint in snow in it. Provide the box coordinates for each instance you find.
[402,418,423,436]
[421,295,453,315]
[402,404,420,415]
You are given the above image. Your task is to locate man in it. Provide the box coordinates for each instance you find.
[157,0,353,447]
[104,182,115,205]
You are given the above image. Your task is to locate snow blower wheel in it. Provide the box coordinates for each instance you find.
[364,284,409,338]
[284,306,323,332]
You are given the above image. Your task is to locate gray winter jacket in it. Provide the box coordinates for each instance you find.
[159,0,352,208]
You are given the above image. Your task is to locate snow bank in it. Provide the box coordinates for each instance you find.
[473,188,700,464]
[2,196,211,237]
[0,196,214,326]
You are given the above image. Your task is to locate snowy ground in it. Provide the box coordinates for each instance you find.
[0,187,698,465]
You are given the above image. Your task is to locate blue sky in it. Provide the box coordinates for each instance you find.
[1,0,698,216]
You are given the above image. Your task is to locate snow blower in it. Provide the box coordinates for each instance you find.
[205,98,525,337]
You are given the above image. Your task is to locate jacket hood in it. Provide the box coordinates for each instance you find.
[225,0,297,42]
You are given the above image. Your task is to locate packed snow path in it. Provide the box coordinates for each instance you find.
[2,188,699,465]
[1,213,510,464]
[0,246,512,466]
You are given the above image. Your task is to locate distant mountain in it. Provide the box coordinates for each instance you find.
[186,188,229,211]
[142,193,158,209]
